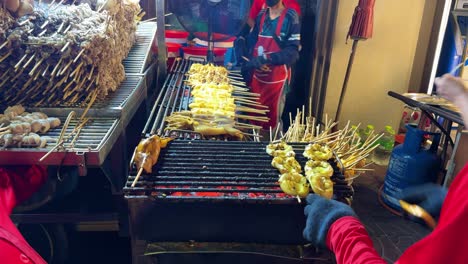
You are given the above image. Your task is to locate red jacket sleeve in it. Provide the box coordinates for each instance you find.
[396,163,468,264]
[0,165,47,214]
[326,216,386,264]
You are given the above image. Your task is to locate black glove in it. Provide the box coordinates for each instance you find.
[247,56,268,69]
[399,183,447,219]
[303,194,357,248]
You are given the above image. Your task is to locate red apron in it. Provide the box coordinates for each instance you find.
[251,8,291,130]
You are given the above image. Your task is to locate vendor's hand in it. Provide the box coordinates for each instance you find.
[247,56,268,69]
[303,194,357,248]
[435,74,468,105]
[400,183,447,219]
[260,65,271,72]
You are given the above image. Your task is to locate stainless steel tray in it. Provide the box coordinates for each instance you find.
[0,116,121,166]
[124,22,157,75]
[30,76,146,126]
[0,23,157,167]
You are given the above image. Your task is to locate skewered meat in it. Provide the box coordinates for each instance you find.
[278,171,310,198]
[193,124,243,140]
[304,160,333,178]
[307,174,333,199]
[133,135,173,174]
[0,132,49,148]
[0,0,141,107]
[304,160,334,199]
[47,117,61,128]
[303,143,332,161]
[271,156,302,174]
[266,141,295,157]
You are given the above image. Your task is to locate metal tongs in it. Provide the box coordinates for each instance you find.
[399,200,437,229]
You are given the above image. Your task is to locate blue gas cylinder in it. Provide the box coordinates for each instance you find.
[381,124,441,210]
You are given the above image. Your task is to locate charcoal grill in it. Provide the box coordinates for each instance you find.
[124,140,353,245]
[142,58,249,138]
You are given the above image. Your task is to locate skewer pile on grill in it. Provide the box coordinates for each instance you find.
[0,104,60,148]
[164,63,269,140]
[264,101,382,201]
[0,0,142,107]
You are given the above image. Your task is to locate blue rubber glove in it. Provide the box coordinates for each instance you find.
[399,183,447,219]
[303,194,357,248]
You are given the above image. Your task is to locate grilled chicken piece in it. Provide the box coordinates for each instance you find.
[133,136,173,174]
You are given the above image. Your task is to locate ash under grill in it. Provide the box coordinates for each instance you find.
[124,141,354,203]
[142,59,248,139]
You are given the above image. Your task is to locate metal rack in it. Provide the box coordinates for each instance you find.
[142,58,248,139]
[0,22,157,176]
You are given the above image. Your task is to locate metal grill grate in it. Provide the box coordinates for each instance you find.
[123,22,157,75]
[124,141,354,203]
[30,76,144,122]
[142,59,248,139]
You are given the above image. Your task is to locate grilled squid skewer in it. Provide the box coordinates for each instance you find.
[278,171,310,198]
[131,136,173,187]
[303,143,333,161]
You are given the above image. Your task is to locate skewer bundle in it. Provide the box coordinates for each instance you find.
[277,99,382,182]
[0,0,141,107]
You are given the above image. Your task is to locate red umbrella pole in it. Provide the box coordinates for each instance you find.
[335,39,359,123]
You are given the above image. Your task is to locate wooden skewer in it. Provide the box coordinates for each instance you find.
[79,90,98,121]
[131,167,145,187]
[59,60,73,76]
[40,20,49,29]
[14,53,28,69]
[63,24,71,34]
[236,106,269,114]
[38,29,47,37]
[0,50,12,63]
[98,0,111,12]
[140,17,157,23]
[56,21,65,33]
[269,126,272,142]
[73,49,86,63]
[29,57,44,76]
[22,53,36,68]
[236,114,269,122]
[18,19,30,26]
[349,168,375,171]
[0,40,8,50]
[60,42,70,53]
[232,91,260,97]
[235,122,262,129]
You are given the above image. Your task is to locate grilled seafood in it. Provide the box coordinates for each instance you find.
[304,160,333,178]
[266,141,295,157]
[278,171,310,198]
[133,135,173,174]
[304,159,334,199]
[303,143,332,161]
[307,174,334,199]
[271,156,302,174]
